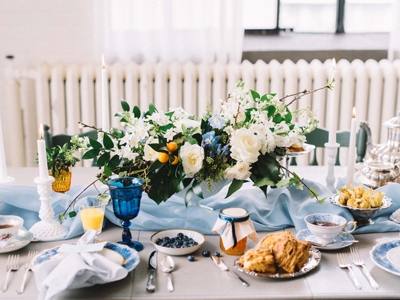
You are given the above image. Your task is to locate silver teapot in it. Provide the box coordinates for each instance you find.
[360,111,400,163]
[361,160,399,188]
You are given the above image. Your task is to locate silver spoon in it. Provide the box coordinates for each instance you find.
[160,256,175,292]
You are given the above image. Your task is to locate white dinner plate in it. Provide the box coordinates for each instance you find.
[387,246,400,270]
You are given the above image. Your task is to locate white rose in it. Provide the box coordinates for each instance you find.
[180,142,204,176]
[225,162,252,180]
[223,102,246,124]
[143,137,160,162]
[174,119,201,134]
[230,128,261,164]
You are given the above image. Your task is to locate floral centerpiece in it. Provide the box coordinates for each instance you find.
[72,81,332,208]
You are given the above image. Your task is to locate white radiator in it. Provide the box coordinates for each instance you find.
[4,59,400,167]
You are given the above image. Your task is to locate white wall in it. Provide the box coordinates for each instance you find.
[0,0,101,165]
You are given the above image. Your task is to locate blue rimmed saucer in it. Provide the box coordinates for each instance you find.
[0,228,34,253]
[296,229,354,250]
[370,240,400,276]
[34,241,140,272]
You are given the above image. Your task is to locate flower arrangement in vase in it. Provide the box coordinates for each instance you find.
[72,81,332,207]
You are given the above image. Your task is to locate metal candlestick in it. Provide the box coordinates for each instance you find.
[29,176,68,241]
[325,142,340,192]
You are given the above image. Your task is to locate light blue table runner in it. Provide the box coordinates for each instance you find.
[0,179,399,239]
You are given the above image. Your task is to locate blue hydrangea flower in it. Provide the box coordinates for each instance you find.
[202,131,221,149]
[222,145,230,157]
[208,114,226,129]
[209,151,215,159]
[216,144,222,155]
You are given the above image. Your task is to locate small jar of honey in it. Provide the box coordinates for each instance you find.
[215,207,252,256]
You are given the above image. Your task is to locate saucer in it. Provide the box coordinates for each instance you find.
[0,228,34,253]
[296,229,354,250]
[370,240,400,276]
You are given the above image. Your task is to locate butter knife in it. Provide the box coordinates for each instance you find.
[211,255,249,287]
[146,251,157,293]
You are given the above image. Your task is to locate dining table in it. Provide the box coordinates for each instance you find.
[1,165,400,300]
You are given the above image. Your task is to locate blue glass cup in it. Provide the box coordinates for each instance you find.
[107,177,144,252]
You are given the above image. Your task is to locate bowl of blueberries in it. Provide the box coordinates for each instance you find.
[150,229,205,255]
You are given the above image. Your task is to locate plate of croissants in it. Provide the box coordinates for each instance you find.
[234,231,321,278]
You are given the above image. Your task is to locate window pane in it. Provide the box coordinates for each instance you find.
[280,0,336,33]
[345,0,393,33]
[243,0,277,29]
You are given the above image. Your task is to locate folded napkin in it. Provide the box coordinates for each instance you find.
[34,230,128,300]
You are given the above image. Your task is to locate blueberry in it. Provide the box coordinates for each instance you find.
[213,252,220,257]
[177,233,184,239]
[188,255,195,262]
[183,236,189,241]
[194,242,198,245]
[170,238,175,243]
[156,238,161,245]
[202,250,211,257]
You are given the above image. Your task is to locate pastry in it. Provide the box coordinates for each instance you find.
[239,247,276,274]
[287,143,305,152]
[260,231,294,249]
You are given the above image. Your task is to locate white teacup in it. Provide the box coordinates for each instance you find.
[304,213,357,244]
[0,215,23,242]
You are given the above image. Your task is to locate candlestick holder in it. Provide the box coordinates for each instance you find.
[325,142,340,192]
[29,176,68,241]
[0,176,15,184]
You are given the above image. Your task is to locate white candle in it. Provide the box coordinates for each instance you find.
[101,54,110,132]
[328,58,337,145]
[346,107,357,186]
[0,117,8,181]
[38,124,49,180]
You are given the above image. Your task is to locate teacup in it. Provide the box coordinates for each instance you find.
[0,215,23,242]
[304,213,357,244]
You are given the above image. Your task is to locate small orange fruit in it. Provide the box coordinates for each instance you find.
[166,142,178,153]
[158,152,169,163]
[171,155,179,165]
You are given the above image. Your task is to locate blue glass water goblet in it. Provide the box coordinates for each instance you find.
[107,177,144,252]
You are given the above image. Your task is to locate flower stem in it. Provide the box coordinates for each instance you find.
[78,122,119,139]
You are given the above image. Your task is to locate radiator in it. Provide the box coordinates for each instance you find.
[4,59,400,168]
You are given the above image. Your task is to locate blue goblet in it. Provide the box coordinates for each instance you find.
[107,177,144,252]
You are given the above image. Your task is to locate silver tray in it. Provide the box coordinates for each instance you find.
[286,143,315,157]
[233,248,321,278]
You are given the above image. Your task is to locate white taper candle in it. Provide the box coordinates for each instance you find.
[0,117,8,181]
[102,54,110,132]
[38,124,49,180]
[328,58,337,145]
[346,107,357,186]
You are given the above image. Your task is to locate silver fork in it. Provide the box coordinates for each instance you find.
[1,255,20,292]
[337,253,361,290]
[16,251,37,294]
[350,247,379,290]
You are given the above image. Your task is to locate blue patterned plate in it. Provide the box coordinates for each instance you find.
[370,240,400,276]
[34,242,140,272]
[0,228,34,253]
[296,229,354,250]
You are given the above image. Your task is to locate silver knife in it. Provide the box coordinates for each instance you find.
[146,251,157,293]
[211,255,249,287]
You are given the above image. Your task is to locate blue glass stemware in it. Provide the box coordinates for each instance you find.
[107,177,144,252]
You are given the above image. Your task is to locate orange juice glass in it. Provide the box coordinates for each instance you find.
[79,203,105,234]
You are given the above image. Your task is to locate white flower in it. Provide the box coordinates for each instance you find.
[135,119,152,140]
[146,111,170,126]
[164,128,176,141]
[143,137,160,162]
[169,107,191,119]
[222,102,246,124]
[121,145,139,161]
[180,142,204,176]
[261,130,276,154]
[174,119,201,134]
[225,162,252,180]
[78,123,85,129]
[230,128,261,164]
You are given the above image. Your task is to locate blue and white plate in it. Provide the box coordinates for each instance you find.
[296,229,355,250]
[0,228,34,253]
[370,240,400,276]
[34,242,140,272]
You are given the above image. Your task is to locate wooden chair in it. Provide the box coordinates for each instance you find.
[290,126,368,166]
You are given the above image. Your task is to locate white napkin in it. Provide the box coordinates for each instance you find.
[212,218,259,250]
[34,230,128,300]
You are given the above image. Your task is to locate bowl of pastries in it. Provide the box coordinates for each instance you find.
[286,143,315,156]
[234,231,321,278]
[330,184,393,227]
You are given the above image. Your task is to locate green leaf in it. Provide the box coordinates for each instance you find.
[192,180,203,199]
[185,188,194,207]
[133,106,141,118]
[187,138,198,145]
[82,148,100,160]
[149,103,157,115]
[58,214,67,221]
[317,197,326,204]
[308,186,318,199]
[103,165,112,177]
[253,177,274,187]
[273,114,283,123]
[225,179,245,198]
[256,153,280,184]
[250,90,260,101]
[276,177,292,187]
[201,119,207,130]
[107,155,121,171]
[89,137,102,150]
[96,151,110,167]
[285,108,292,123]
[261,94,269,102]
[103,133,114,150]
[62,143,68,153]
[266,105,276,118]
[148,160,163,173]
[68,211,77,218]
[121,99,130,112]
[148,143,161,152]
[114,112,123,117]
